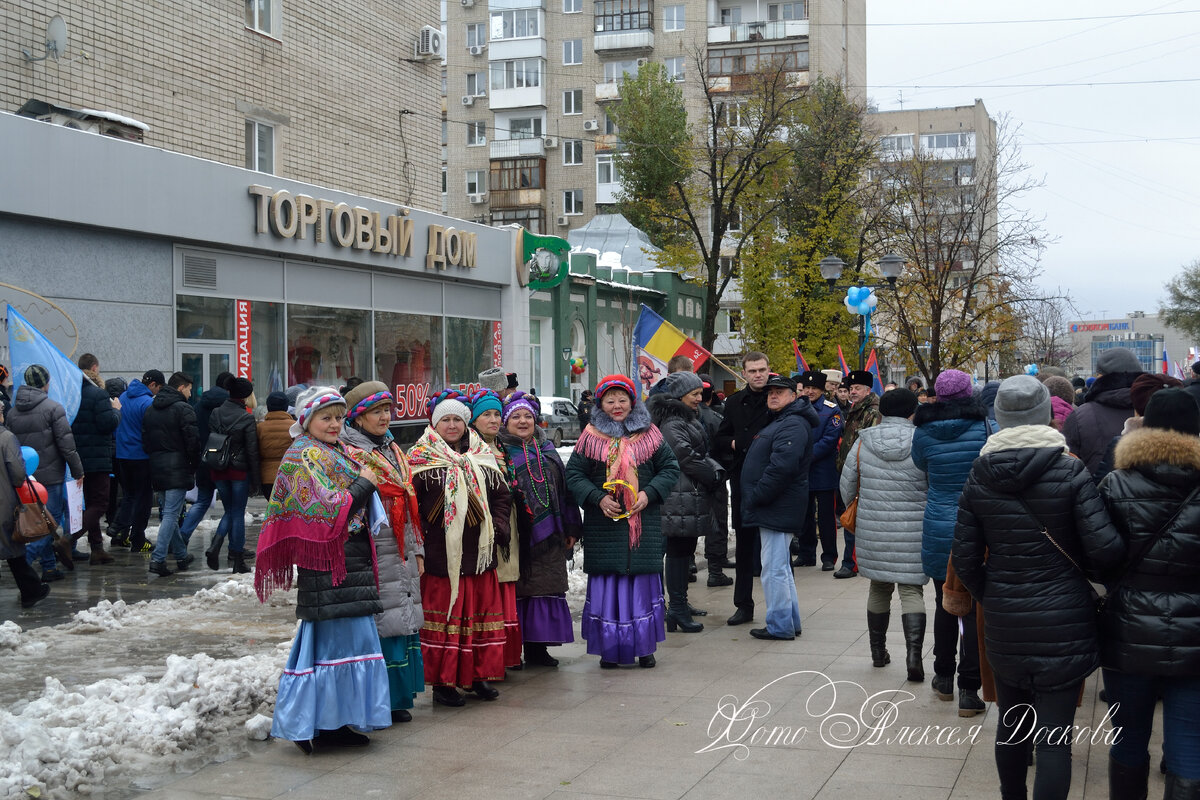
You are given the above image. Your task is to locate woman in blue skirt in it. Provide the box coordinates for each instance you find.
[254,386,391,753]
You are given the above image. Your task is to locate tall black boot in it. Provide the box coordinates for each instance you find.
[866,611,890,667]
[1165,774,1200,800]
[901,612,926,682]
[230,551,250,574]
[1108,756,1149,800]
[664,556,703,632]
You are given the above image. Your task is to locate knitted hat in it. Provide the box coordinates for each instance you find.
[426,388,471,428]
[478,367,507,393]
[797,370,827,390]
[1096,347,1143,375]
[880,388,919,418]
[23,364,50,389]
[344,380,393,420]
[994,375,1052,429]
[1143,388,1200,436]
[228,377,254,400]
[285,384,307,410]
[821,369,843,386]
[501,390,541,424]
[289,386,347,438]
[468,388,503,422]
[1042,376,1076,407]
[266,391,289,412]
[934,369,973,401]
[595,374,636,402]
[1130,373,1183,416]
[662,371,703,399]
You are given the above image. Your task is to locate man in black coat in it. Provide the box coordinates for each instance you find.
[142,372,201,576]
[697,373,733,585]
[71,354,121,564]
[1064,346,1143,477]
[714,351,773,625]
[1185,360,1200,407]
[177,372,232,548]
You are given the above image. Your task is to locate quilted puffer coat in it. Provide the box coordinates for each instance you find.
[1099,427,1200,676]
[952,425,1125,692]
[648,396,723,540]
[839,416,928,586]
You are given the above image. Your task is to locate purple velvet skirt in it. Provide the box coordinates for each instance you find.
[516,595,575,645]
[580,573,666,663]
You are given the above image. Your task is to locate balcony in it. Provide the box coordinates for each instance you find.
[707,19,807,44]
[490,138,546,159]
[489,85,547,110]
[594,83,622,102]
[594,30,654,51]
[490,188,545,209]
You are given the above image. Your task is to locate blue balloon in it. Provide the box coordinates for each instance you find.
[848,286,864,305]
[857,301,872,315]
[20,446,39,475]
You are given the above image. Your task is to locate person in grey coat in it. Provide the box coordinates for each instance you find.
[2,406,50,607]
[840,389,929,682]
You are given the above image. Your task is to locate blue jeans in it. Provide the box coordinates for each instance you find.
[150,488,189,565]
[1104,669,1200,779]
[179,481,215,546]
[214,478,249,554]
[759,528,801,637]
[25,482,67,571]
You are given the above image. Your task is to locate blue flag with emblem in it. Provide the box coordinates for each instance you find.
[6,303,84,423]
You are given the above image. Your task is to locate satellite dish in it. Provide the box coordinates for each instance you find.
[23,15,67,62]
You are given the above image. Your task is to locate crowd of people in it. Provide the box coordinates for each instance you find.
[2,347,1199,799]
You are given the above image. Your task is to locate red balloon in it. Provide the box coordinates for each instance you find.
[17,479,48,505]
[571,365,585,375]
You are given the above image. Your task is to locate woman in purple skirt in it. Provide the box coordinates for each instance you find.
[565,375,679,669]
[499,392,583,666]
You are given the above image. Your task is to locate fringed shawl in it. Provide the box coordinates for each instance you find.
[342,429,423,560]
[502,432,579,547]
[254,435,365,602]
[407,426,503,615]
[573,420,664,548]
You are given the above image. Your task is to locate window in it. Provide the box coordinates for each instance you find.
[666,56,684,82]
[723,102,745,127]
[441,167,447,194]
[465,72,486,96]
[880,134,913,153]
[509,117,543,139]
[245,0,278,36]
[921,132,974,150]
[374,312,444,420]
[244,120,274,172]
[596,153,618,184]
[490,8,539,40]
[663,4,684,30]
[604,111,618,135]
[719,6,741,23]
[441,119,448,145]
[563,89,584,115]
[768,1,805,20]
[466,169,486,195]
[563,190,584,215]
[441,68,447,96]
[564,0,582,12]
[446,318,500,385]
[603,59,641,84]
[707,41,809,75]
[287,304,371,386]
[563,139,584,165]
[563,39,583,65]
[466,23,486,48]
[490,58,543,90]
[727,207,742,232]
[490,158,544,190]
[467,121,487,146]
[492,207,545,233]
[594,0,653,32]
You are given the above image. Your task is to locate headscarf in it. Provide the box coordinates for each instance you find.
[342,425,422,560]
[501,390,540,425]
[289,386,346,438]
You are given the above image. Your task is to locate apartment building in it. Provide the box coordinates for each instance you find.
[440,0,866,233]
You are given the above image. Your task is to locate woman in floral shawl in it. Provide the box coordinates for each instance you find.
[254,387,389,753]
[340,381,425,723]
[408,390,512,707]
[499,391,582,667]
[566,374,680,669]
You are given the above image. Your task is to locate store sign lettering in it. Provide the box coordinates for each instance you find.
[392,381,484,422]
[1071,322,1130,333]
[235,300,252,380]
[491,322,503,367]
[248,185,475,270]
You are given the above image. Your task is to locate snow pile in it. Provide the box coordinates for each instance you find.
[0,647,286,799]
[566,548,587,613]
[62,576,268,634]
[0,622,21,651]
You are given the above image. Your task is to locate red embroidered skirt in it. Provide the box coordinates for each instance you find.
[499,580,523,668]
[420,570,506,687]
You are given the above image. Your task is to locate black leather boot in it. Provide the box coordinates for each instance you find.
[901,612,926,682]
[866,611,890,667]
[1108,756,1149,800]
[230,551,250,574]
[1165,773,1200,800]
[665,556,703,632]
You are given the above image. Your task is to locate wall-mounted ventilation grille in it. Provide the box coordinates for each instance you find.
[182,253,218,289]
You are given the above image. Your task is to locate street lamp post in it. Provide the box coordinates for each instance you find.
[817,254,905,370]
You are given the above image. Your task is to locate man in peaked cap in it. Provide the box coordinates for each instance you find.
[793,371,843,571]
[833,369,881,579]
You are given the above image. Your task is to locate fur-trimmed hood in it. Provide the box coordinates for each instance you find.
[588,400,653,438]
[1114,427,1200,475]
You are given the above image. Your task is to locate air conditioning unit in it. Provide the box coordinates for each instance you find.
[415,25,444,59]
[468,44,486,56]
[582,119,599,131]
[461,0,475,6]
[461,95,475,106]
[543,136,558,148]
[556,215,569,227]
[469,193,488,204]
[636,58,648,67]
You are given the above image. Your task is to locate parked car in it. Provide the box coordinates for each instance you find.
[536,395,581,446]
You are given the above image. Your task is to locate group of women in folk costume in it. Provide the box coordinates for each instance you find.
[253,372,681,751]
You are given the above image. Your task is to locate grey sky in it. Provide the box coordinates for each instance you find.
[866,1,1200,321]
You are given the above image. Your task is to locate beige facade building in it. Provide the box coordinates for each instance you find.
[4,0,441,210]
[440,0,866,234]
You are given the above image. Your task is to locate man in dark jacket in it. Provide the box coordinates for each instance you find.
[835,370,882,578]
[1184,360,1200,407]
[143,372,200,576]
[714,351,773,625]
[71,354,121,565]
[1064,346,1143,477]
[113,370,162,552]
[177,372,232,550]
[697,373,733,585]
[793,370,842,570]
[740,374,817,641]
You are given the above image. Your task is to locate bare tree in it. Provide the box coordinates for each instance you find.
[1016,294,1083,371]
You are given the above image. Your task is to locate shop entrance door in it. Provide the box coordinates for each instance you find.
[179,345,235,400]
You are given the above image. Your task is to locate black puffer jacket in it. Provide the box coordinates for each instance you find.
[740,397,818,532]
[7,385,83,484]
[71,376,120,473]
[953,427,1126,692]
[649,396,723,539]
[208,399,260,485]
[295,478,382,621]
[142,385,201,491]
[1099,427,1200,676]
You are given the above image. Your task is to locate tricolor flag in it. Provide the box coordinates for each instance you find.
[1163,349,1171,375]
[632,304,710,397]
[836,345,851,376]
[792,340,809,374]
[864,349,884,395]
[1174,361,1187,381]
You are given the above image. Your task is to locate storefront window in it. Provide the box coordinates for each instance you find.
[374,311,444,421]
[250,301,286,394]
[177,295,234,340]
[445,317,499,385]
[287,304,371,387]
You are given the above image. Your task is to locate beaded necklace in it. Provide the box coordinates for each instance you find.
[520,437,553,509]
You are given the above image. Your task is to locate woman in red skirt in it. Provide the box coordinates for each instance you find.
[408,390,512,706]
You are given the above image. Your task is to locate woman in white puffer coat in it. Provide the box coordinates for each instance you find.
[839,388,929,682]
